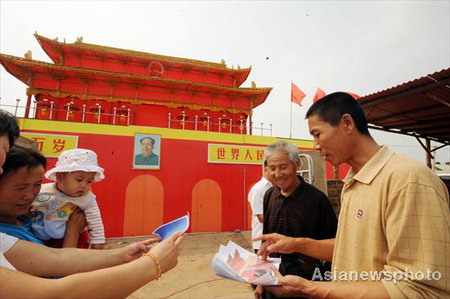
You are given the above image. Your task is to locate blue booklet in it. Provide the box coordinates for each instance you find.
[152,213,190,241]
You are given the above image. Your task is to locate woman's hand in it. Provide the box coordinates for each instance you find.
[66,207,87,233]
[63,208,87,248]
[120,237,161,263]
[149,232,186,273]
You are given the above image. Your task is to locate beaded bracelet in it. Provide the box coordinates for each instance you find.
[144,252,162,280]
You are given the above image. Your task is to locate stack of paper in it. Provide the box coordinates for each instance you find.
[211,241,281,286]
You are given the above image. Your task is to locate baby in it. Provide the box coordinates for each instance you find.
[31,148,106,249]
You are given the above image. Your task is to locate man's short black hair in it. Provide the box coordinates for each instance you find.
[0,145,47,179]
[305,92,371,136]
[0,109,20,146]
[140,137,155,145]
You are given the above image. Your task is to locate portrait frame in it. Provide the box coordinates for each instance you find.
[132,133,161,170]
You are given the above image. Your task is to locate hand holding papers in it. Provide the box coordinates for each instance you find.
[211,241,281,286]
[153,213,189,241]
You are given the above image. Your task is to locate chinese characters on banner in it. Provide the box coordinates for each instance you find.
[208,144,266,165]
[21,132,79,158]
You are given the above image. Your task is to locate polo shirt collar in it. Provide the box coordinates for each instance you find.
[343,145,394,185]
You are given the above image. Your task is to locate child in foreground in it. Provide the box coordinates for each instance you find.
[31,148,106,249]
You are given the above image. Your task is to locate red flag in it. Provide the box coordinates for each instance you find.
[291,82,306,106]
[346,92,360,99]
[312,87,326,103]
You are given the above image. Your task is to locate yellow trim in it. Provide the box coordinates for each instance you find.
[18,118,314,148]
[35,33,251,73]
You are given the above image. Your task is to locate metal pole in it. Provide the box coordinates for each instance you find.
[113,107,117,125]
[194,115,198,131]
[289,101,292,139]
[97,106,101,124]
[66,103,70,121]
[218,118,221,133]
[261,122,264,136]
[14,98,20,116]
[426,138,432,169]
[168,112,172,128]
[49,101,54,120]
[229,118,232,133]
[25,95,32,118]
[82,104,86,122]
[32,100,37,118]
[290,82,293,139]
[127,109,131,126]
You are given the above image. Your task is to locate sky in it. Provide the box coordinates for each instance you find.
[1,0,449,166]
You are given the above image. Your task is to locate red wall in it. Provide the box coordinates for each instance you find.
[33,130,262,238]
[64,52,237,87]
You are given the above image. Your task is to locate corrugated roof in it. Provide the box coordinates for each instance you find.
[359,68,450,145]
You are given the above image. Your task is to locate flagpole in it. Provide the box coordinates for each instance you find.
[289,82,292,139]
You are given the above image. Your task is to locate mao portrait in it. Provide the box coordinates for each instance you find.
[133,134,161,169]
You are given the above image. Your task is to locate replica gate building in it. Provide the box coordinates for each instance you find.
[0,34,341,238]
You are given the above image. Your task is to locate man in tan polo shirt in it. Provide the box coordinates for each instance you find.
[255,92,449,298]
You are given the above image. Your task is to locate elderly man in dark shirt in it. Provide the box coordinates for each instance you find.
[256,141,337,299]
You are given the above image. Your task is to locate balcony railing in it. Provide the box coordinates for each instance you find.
[0,98,273,137]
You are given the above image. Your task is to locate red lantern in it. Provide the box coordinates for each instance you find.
[198,111,209,126]
[37,98,51,116]
[89,103,105,120]
[63,101,80,120]
[219,110,231,129]
[116,105,128,118]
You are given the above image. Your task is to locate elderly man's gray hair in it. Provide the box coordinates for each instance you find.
[264,141,300,166]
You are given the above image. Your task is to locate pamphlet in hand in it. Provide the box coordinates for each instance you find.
[152,213,189,241]
[211,241,281,286]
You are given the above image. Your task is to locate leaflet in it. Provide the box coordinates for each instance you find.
[211,240,281,286]
[152,213,189,241]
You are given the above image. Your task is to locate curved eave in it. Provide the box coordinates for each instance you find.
[235,69,251,87]
[0,56,31,85]
[35,34,61,66]
[35,34,252,77]
[0,54,271,100]
[248,89,271,109]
